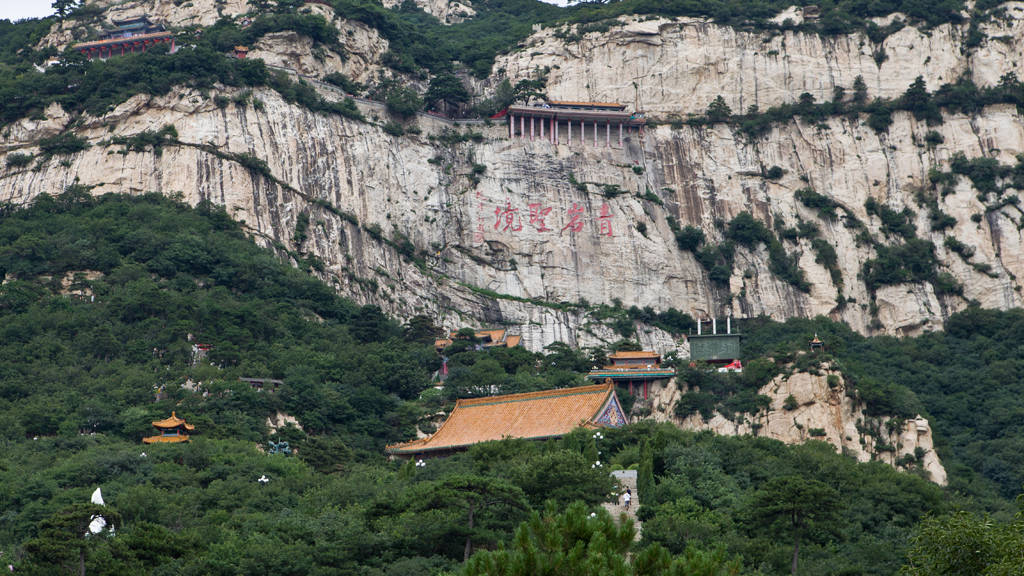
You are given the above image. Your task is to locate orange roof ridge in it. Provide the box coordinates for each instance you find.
[457,381,612,407]
[151,411,195,430]
[609,350,660,358]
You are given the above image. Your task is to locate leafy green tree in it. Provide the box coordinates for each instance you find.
[464,501,741,576]
[507,447,615,508]
[403,314,443,344]
[902,510,1024,576]
[473,78,515,116]
[382,475,529,562]
[512,73,547,105]
[638,439,654,502]
[23,503,120,576]
[425,72,470,114]
[750,475,842,575]
[351,305,390,343]
[385,85,424,118]
[51,0,81,19]
[445,356,510,398]
[462,501,634,576]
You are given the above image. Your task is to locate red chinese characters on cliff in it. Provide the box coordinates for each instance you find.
[493,201,522,232]
[598,203,613,237]
[561,203,585,233]
[481,201,614,239]
[528,203,553,232]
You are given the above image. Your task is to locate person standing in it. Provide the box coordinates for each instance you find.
[623,488,632,510]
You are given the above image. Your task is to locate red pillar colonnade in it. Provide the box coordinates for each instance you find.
[506,112,635,149]
[78,36,177,60]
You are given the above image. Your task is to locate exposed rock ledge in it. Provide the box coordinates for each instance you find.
[642,367,948,484]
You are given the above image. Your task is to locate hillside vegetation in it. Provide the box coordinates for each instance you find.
[0,192,1011,575]
[740,313,1024,507]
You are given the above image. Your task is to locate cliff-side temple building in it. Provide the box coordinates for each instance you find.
[433,328,522,353]
[506,101,646,147]
[73,17,175,60]
[586,351,675,399]
[386,382,626,459]
[142,411,195,444]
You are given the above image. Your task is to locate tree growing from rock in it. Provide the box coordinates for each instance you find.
[706,96,732,123]
[426,72,470,115]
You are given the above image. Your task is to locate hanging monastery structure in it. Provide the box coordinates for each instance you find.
[506,101,645,147]
[73,16,175,60]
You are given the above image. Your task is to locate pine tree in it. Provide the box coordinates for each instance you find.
[706,96,732,123]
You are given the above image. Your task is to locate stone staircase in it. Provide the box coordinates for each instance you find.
[602,470,641,541]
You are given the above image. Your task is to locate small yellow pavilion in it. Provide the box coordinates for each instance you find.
[142,411,195,444]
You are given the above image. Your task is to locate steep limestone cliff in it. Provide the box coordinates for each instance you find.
[7,5,1024,350]
[5,84,1023,346]
[248,22,388,84]
[496,7,1024,117]
[643,367,948,484]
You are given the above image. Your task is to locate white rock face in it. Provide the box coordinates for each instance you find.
[266,412,303,434]
[249,19,388,84]
[645,367,948,484]
[495,10,1024,117]
[380,0,476,24]
[4,85,1024,347]
[9,6,1024,351]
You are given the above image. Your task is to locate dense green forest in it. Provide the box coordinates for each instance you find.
[1,191,1019,574]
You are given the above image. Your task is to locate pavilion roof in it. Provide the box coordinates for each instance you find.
[151,411,195,430]
[387,382,622,455]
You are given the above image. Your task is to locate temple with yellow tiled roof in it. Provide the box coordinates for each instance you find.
[386,382,625,458]
[433,328,522,353]
[142,411,195,444]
